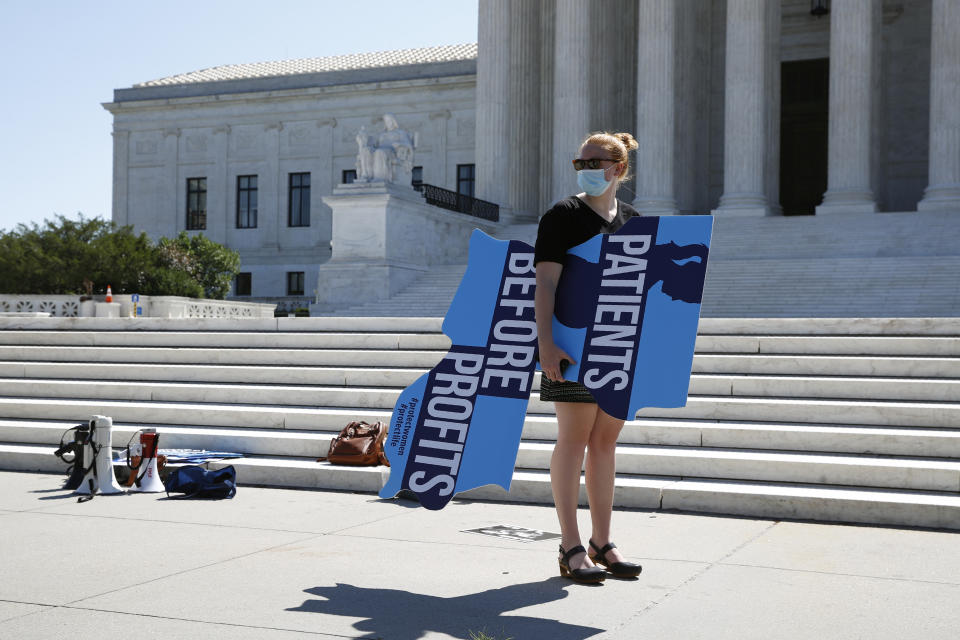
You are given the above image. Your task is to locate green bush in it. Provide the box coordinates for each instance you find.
[157,232,241,299]
[0,215,240,299]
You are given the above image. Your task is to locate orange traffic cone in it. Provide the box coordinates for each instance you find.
[105,285,113,303]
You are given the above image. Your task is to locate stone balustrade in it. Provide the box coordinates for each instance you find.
[0,295,274,319]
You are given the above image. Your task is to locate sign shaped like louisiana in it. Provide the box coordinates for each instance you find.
[379,216,712,510]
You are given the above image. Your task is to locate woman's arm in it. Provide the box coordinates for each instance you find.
[535,261,575,382]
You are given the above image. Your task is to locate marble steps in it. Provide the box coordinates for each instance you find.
[38,373,953,430]
[1,353,959,383]
[3,331,959,356]
[325,210,960,318]
[692,354,960,378]
[6,434,959,494]
[700,256,960,318]
[6,442,958,529]
[0,346,446,367]
[4,409,960,459]
[0,361,431,387]
[0,330,452,351]
[0,317,447,333]
[0,315,952,335]
[706,211,960,259]
[329,267,467,316]
[2,379,959,429]
[0,419,331,459]
[488,223,538,243]
[0,316,958,528]
[336,263,960,319]
[0,370,958,404]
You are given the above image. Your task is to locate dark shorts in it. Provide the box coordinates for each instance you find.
[539,376,597,404]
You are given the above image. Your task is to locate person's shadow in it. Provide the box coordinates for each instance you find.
[287,579,604,640]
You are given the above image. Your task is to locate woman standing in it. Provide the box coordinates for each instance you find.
[534,131,644,584]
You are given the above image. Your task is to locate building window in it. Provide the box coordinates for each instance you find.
[456,164,475,198]
[234,272,252,296]
[289,172,310,227]
[186,177,207,230]
[342,169,357,184]
[411,166,423,190]
[287,271,305,296]
[236,175,258,228]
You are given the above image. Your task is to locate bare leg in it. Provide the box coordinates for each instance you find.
[585,408,628,564]
[551,401,598,570]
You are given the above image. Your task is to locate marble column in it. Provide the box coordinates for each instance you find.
[507,0,542,222]
[163,128,180,236]
[552,0,593,204]
[111,129,130,226]
[213,126,230,244]
[816,0,880,215]
[675,0,711,214]
[315,118,337,253]
[265,122,282,248]
[428,111,451,190]
[634,0,678,215]
[713,0,779,217]
[475,0,511,210]
[764,0,782,216]
[591,0,636,134]
[918,0,960,212]
[538,0,556,213]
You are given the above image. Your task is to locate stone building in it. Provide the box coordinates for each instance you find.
[103,45,480,305]
[477,0,958,219]
[104,0,960,312]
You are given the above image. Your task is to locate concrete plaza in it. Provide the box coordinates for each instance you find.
[1,471,958,639]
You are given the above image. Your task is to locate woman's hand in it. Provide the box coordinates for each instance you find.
[539,339,575,383]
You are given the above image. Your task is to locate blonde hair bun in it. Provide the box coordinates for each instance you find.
[581,131,638,182]
[614,132,639,152]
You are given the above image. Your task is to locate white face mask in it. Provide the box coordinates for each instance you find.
[577,168,613,196]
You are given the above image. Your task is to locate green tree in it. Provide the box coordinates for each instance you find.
[0,215,240,299]
[156,232,241,299]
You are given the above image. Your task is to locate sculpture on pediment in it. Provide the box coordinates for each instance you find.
[354,114,417,185]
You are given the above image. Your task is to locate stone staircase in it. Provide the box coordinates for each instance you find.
[323,211,960,318]
[327,223,536,317]
[0,315,958,529]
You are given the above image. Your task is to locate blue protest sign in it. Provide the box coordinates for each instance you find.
[379,230,539,510]
[551,216,713,419]
[379,216,712,509]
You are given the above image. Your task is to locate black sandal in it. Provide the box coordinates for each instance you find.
[589,539,642,578]
[558,545,606,584]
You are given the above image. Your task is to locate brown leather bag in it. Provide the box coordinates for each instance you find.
[320,421,390,466]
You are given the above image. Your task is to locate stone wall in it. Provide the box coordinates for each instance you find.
[105,71,477,302]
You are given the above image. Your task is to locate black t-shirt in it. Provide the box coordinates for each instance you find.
[534,196,640,265]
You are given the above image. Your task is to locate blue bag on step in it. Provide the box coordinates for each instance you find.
[164,465,237,499]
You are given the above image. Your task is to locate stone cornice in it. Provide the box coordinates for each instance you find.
[101,74,476,114]
[111,59,477,104]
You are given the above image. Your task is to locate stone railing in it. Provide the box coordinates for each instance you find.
[241,296,312,316]
[0,295,275,319]
[0,296,81,317]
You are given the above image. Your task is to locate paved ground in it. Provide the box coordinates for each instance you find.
[1,470,958,639]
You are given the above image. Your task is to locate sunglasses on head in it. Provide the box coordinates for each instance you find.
[572,158,616,171]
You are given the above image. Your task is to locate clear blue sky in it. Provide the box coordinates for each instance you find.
[0,0,478,234]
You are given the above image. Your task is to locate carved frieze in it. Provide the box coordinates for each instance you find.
[186,135,208,152]
[456,117,476,140]
[135,140,158,155]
